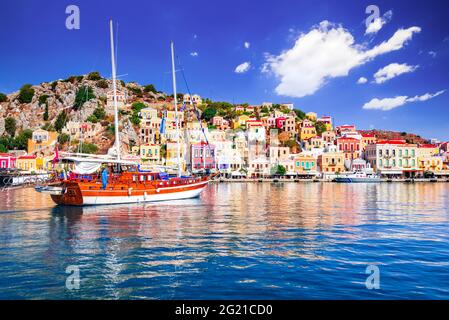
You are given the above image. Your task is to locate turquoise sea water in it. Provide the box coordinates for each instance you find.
[0,182,449,299]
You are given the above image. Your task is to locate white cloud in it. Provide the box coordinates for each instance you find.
[263,21,421,98]
[362,90,445,111]
[428,51,437,58]
[244,42,250,49]
[373,63,418,84]
[357,77,368,84]
[234,62,251,73]
[190,52,198,57]
[193,34,198,39]
[365,10,393,35]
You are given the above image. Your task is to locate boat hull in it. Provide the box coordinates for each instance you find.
[49,179,209,206]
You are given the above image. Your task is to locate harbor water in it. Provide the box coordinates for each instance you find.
[1,182,449,299]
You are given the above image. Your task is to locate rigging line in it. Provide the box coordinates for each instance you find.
[175,55,210,148]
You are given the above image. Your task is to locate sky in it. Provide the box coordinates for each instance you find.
[1,0,448,140]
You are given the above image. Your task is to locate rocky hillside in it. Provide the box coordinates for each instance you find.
[0,72,170,153]
[359,129,429,144]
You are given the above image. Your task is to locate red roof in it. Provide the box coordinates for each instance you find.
[418,144,437,148]
[337,137,359,141]
[362,133,376,138]
[376,140,407,145]
[18,155,37,159]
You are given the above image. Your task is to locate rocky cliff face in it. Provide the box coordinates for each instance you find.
[0,74,166,152]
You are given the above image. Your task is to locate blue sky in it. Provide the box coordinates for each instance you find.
[1,0,448,140]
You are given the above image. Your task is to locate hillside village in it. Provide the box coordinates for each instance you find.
[1,72,449,179]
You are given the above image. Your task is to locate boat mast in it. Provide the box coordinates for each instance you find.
[171,41,181,177]
[110,20,120,161]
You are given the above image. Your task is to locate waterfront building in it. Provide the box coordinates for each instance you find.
[361,133,377,151]
[299,119,317,141]
[418,155,444,173]
[417,144,440,158]
[27,129,58,156]
[318,152,345,174]
[316,115,333,131]
[165,141,187,172]
[304,135,325,151]
[62,121,102,141]
[211,116,230,130]
[185,121,209,143]
[139,144,161,164]
[337,137,361,160]
[247,157,271,178]
[306,112,317,121]
[365,140,419,177]
[139,107,161,144]
[269,146,290,164]
[280,103,294,110]
[106,89,126,114]
[336,125,356,136]
[16,155,37,172]
[190,142,215,171]
[294,153,318,176]
[322,130,337,144]
[0,153,16,169]
[233,115,251,129]
[183,94,202,106]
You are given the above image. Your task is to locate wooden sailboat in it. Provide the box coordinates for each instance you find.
[36,20,211,206]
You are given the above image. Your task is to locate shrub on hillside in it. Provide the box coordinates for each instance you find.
[73,86,95,110]
[17,84,35,103]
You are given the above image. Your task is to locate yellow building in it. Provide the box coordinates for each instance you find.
[294,154,317,174]
[165,142,186,171]
[318,152,345,174]
[299,119,317,141]
[139,144,161,163]
[16,155,37,172]
[233,115,251,129]
[417,145,440,158]
[418,156,444,172]
[27,129,58,156]
[306,112,317,121]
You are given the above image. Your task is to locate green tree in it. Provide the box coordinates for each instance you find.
[86,115,99,123]
[43,104,49,121]
[202,107,217,122]
[58,133,70,145]
[17,84,35,103]
[79,143,98,154]
[93,106,106,120]
[97,79,109,89]
[74,86,95,110]
[275,165,286,176]
[0,143,7,153]
[87,71,102,81]
[54,111,68,132]
[144,84,157,93]
[5,117,17,137]
[41,123,55,131]
[315,122,327,135]
[293,109,306,119]
[0,93,8,102]
[13,129,32,150]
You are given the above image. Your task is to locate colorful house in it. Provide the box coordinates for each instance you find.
[299,119,317,141]
[0,153,16,169]
[139,144,161,163]
[294,153,317,175]
[337,137,361,160]
[190,142,215,170]
[318,152,345,174]
[365,140,419,176]
[16,155,37,172]
[27,129,58,156]
[316,115,333,131]
[233,115,251,129]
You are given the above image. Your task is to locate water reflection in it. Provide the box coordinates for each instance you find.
[1,183,449,299]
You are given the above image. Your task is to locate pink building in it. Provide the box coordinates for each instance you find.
[212,116,230,130]
[0,153,16,169]
[191,142,216,170]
